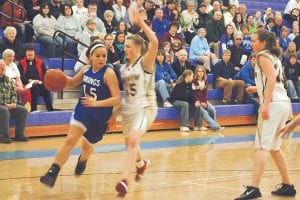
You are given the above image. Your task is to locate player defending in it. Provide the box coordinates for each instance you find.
[40,42,121,187]
[113,5,159,197]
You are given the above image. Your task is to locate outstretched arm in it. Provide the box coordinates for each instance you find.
[129,6,158,73]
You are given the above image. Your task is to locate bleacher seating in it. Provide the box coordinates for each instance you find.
[6,0,299,138]
[239,0,288,14]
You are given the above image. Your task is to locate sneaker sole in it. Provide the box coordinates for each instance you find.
[40,176,55,187]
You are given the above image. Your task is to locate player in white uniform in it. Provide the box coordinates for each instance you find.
[235,30,297,200]
[113,5,159,197]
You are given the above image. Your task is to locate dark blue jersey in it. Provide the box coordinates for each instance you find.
[74,65,113,122]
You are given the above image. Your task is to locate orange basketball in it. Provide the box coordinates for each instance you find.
[44,69,67,92]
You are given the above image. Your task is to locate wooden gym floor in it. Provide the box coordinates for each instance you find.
[0,125,300,200]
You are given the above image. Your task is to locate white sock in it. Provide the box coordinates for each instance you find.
[136,159,145,168]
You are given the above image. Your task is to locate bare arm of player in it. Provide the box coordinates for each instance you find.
[279,114,300,137]
[65,65,90,88]
[81,68,121,108]
[130,7,158,73]
[258,55,276,120]
[107,105,122,132]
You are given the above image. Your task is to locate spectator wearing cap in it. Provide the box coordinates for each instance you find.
[162,0,178,23]
[228,34,245,72]
[189,28,217,72]
[195,3,211,29]
[152,8,169,40]
[18,44,55,112]
[160,22,184,54]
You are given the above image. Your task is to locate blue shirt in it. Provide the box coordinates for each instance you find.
[213,60,235,80]
[152,18,169,40]
[234,61,255,86]
[189,35,210,60]
[155,62,178,83]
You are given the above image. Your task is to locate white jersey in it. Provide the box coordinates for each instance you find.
[120,57,157,114]
[255,50,289,102]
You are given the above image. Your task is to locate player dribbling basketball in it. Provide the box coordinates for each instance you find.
[40,42,121,187]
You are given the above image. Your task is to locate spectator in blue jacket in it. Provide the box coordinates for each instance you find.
[155,49,177,107]
[279,26,292,53]
[189,28,218,72]
[152,8,169,40]
[234,53,256,87]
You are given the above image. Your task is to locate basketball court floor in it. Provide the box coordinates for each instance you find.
[0,125,299,199]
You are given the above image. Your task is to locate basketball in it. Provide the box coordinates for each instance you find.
[44,69,67,92]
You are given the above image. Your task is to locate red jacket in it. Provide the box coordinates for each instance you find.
[19,57,44,103]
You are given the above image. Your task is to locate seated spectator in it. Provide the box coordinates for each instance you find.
[104,34,123,89]
[213,49,244,104]
[283,8,299,29]
[49,0,63,19]
[96,0,113,22]
[169,69,202,132]
[160,21,184,54]
[1,49,25,96]
[273,14,283,37]
[237,4,247,22]
[179,1,199,44]
[195,3,211,29]
[113,31,126,64]
[162,0,178,22]
[231,13,244,35]
[144,0,159,21]
[192,65,224,131]
[241,25,253,57]
[74,36,101,73]
[0,1,34,43]
[72,0,88,20]
[283,54,300,101]
[152,8,169,40]
[265,17,275,33]
[33,3,65,58]
[234,53,256,87]
[24,0,41,22]
[103,10,117,34]
[288,21,299,41]
[254,11,263,26]
[162,41,174,64]
[112,0,127,23]
[223,4,237,26]
[284,0,300,15]
[219,24,234,58]
[279,26,292,53]
[245,15,256,36]
[0,60,29,143]
[112,19,131,37]
[155,49,177,107]
[189,28,217,72]
[261,7,273,25]
[206,11,225,58]
[284,42,300,62]
[55,4,82,56]
[77,19,101,56]
[171,49,195,77]
[79,3,106,39]
[18,44,55,112]
[0,26,24,60]
[229,34,246,72]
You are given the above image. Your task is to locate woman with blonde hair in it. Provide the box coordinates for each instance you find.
[192,65,224,131]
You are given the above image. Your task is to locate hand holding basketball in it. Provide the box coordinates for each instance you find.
[44,69,67,92]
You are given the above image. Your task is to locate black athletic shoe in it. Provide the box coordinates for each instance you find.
[40,163,60,187]
[75,154,88,175]
[234,186,262,200]
[271,183,296,196]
